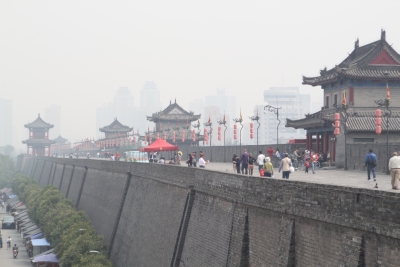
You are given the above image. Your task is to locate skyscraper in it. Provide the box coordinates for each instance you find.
[0,98,12,146]
[45,105,61,139]
[262,87,310,144]
[140,81,161,131]
[114,87,134,126]
[204,89,236,122]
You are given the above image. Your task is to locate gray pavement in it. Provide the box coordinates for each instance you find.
[0,210,32,267]
[203,162,399,193]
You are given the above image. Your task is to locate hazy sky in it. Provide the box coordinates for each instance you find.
[2,1,400,150]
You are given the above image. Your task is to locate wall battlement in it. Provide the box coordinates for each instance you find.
[18,156,400,267]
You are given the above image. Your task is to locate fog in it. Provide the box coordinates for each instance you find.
[1,1,400,150]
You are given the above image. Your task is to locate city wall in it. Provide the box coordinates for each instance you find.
[18,156,400,267]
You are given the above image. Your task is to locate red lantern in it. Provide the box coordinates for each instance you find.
[134,137,137,145]
[163,132,167,140]
[334,128,340,135]
[234,134,237,140]
[234,124,237,129]
[334,113,340,120]
[234,129,237,134]
[376,125,382,135]
[182,135,185,142]
[375,117,382,125]
[218,136,221,140]
[335,121,340,128]
[250,133,254,139]
[218,126,221,131]
[250,128,254,133]
[375,109,382,117]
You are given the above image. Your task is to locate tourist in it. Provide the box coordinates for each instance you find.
[389,152,400,190]
[262,157,274,177]
[97,152,100,158]
[240,149,249,175]
[248,153,256,176]
[198,154,208,168]
[235,155,241,173]
[365,149,377,181]
[267,147,274,158]
[304,149,310,160]
[281,149,288,159]
[192,152,197,167]
[159,157,165,164]
[186,153,192,167]
[232,154,238,172]
[293,148,301,163]
[275,149,281,160]
[311,154,317,174]
[278,153,292,179]
[169,158,175,164]
[304,159,310,173]
[256,151,265,173]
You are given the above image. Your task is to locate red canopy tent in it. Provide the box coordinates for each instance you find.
[143,138,178,152]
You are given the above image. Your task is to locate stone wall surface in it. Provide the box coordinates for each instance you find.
[78,169,126,244]
[18,156,400,267]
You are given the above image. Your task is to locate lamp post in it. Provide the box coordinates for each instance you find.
[264,105,281,149]
[192,120,201,161]
[217,117,227,162]
[375,99,391,175]
[375,71,391,174]
[204,120,212,161]
[334,103,349,170]
[249,113,260,154]
[233,117,243,154]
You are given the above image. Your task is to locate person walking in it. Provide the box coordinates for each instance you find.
[248,153,256,176]
[235,155,241,174]
[311,154,317,174]
[240,149,249,175]
[257,151,266,173]
[198,154,208,168]
[267,147,274,158]
[262,157,274,177]
[186,153,193,167]
[389,152,400,190]
[7,236,11,249]
[365,149,378,181]
[192,152,197,167]
[278,153,292,179]
[232,154,238,172]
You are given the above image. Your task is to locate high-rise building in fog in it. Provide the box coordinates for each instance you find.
[188,98,204,117]
[204,89,237,122]
[44,105,61,139]
[261,87,310,144]
[0,98,12,146]
[114,87,134,126]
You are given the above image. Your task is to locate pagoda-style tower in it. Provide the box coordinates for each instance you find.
[99,118,133,138]
[286,30,400,168]
[22,114,55,156]
[52,135,70,156]
[146,100,201,145]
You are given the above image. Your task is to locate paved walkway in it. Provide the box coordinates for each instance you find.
[203,162,399,193]
[0,210,32,266]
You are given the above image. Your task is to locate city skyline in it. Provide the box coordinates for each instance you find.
[2,1,399,150]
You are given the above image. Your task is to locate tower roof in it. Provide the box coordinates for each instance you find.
[24,114,54,129]
[303,30,400,86]
[99,118,133,133]
[52,135,68,143]
[147,100,201,122]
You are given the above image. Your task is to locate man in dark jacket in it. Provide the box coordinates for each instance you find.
[365,149,378,181]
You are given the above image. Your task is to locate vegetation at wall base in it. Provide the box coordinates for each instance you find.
[8,166,112,266]
[0,154,15,188]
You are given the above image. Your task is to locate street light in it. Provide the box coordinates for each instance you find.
[192,120,201,162]
[334,103,349,170]
[373,71,391,174]
[217,116,227,162]
[249,113,260,155]
[264,105,281,149]
[203,119,213,161]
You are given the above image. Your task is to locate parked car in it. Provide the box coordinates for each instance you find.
[2,216,16,229]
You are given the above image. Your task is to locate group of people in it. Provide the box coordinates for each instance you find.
[368,148,400,190]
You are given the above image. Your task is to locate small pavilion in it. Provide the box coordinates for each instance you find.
[22,114,55,156]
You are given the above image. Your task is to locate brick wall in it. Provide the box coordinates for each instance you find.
[19,156,400,267]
